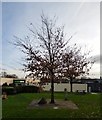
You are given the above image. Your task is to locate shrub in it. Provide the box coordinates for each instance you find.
[2,85,40,95]
[15,86,23,93]
[2,82,8,87]
[2,87,16,95]
[75,90,86,95]
[9,83,15,87]
[15,85,40,93]
[22,86,40,93]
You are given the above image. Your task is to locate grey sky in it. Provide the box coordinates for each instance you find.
[2,2,100,78]
[1,0,102,2]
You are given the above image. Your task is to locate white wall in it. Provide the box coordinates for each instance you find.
[42,83,87,92]
[72,84,87,92]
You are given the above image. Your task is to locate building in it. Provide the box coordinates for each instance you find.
[42,78,102,92]
[42,82,87,92]
[13,79,26,86]
[1,77,101,92]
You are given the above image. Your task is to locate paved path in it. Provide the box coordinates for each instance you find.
[27,99,78,110]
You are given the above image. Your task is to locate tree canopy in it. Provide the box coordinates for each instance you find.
[13,13,95,103]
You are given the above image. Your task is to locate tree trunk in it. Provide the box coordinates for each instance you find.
[50,71,55,104]
[70,78,73,92]
[50,78,55,103]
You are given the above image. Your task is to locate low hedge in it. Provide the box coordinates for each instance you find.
[2,85,40,95]
[21,86,40,93]
[2,87,16,95]
[15,85,40,93]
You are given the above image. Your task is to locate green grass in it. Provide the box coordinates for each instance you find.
[2,92,101,119]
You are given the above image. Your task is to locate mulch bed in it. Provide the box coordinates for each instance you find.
[27,99,78,110]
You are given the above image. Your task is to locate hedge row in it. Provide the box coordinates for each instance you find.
[2,87,15,95]
[2,86,40,95]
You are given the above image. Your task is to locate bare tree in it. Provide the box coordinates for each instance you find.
[14,13,72,103]
[62,44,95,92]
[13,13,94,103]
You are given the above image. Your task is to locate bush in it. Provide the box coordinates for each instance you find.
[2,82,8,87]
[2,85,40,95]
[9,83,15,87]
[15,86,23,93]
[22,86,40,93]
[15,85,40,93]
[75,90,86,95]
[2,87,16,95]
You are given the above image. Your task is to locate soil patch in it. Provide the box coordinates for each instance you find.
[27,99,78,110]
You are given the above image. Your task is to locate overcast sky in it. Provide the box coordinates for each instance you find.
[1,2,100,78]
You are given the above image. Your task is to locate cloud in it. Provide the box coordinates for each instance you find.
[2,2,100,78]
[92,54,101,64]
[2,0,101,2]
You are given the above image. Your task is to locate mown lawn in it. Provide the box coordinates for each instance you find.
[2,92,102,119]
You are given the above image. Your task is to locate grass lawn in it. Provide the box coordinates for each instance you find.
[2,92,102,119]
